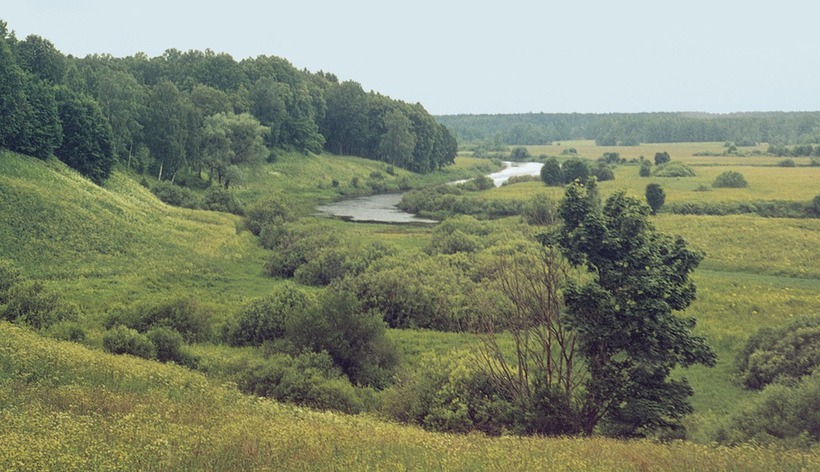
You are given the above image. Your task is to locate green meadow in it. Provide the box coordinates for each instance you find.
[1,142,819,468]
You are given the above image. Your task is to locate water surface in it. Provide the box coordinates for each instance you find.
[316,161,543,224]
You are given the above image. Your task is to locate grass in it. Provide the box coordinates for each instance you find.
[2,144,819,467]
[2,322,817,471]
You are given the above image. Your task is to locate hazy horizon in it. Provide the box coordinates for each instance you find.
[4,1,819,116]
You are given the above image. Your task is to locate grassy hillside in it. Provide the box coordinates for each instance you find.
[1,146,818,467]
[2,322,816,471]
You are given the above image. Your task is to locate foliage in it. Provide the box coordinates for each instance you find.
[645,183,666,214]
[653,161,696,177]
[590,161,614,181]
[720,370,820,447]
[639,160,652,177]
[713,170,748,188]
[509,146,530,161]
[348,251,478,331]
[561,158,590,183]
[224,284,314,347]
[524,194,557,226]
[556,181,715,437]
[145,326,195,366]
[736,316,820,390]
[238,351,366,414]
[102,325,157,359]
[242,195,293,237]
[1,280,77,330]
[106,297,214,343]
[4,324,815,470]
[54,87,115,184]
[654,151,671,165]
[287,286,399,388]
[150,180,201,209]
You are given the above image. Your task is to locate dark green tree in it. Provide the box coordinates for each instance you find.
[141,80,189,181]
[645,183,665,214]
[54,87,115,183]
[14,34,66,84]
[540,157,563,186]
[377,108,416,168]
[554,180,715,437]
[654,151,671,165]
[639,160,652,177]
[561,158,589,184]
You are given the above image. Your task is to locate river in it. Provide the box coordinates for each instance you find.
[315,161,543,223]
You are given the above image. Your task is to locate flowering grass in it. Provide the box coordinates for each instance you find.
[2,322,817,471]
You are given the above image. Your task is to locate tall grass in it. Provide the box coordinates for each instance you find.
[2,322,817,471]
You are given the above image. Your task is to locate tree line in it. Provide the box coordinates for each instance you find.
[0,19,457,184]
[437,112,820,146]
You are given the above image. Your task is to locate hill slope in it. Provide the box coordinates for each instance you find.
[1,321,815,471]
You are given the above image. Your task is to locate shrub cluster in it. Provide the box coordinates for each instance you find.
[736,316,820,390]
[399,185,524,220]
[0,260,78,332]
[653,161,696,177]
[665,200,816,218]
[712,171,748,188]
[151,182,245,215]
[540,157,614,187]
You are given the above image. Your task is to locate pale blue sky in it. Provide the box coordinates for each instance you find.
[3,1,818,115]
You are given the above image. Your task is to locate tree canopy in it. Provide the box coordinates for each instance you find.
[552,180,715,436]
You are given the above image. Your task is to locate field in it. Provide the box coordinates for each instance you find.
[1,144,819,468]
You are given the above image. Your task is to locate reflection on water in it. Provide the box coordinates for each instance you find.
[316,161,543,224]
[315,193,438,224]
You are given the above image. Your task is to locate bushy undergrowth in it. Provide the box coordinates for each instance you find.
[736,316,820,390]
[0,259,78,331]
[665,200,817,218]
[150,181,245,215]
[713,170,748,188]
[653,161,696,177]
[105,297,214,343]
[399,184,524,220]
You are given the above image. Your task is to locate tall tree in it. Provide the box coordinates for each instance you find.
[377,108,415,168]
[141,80,188,180]
[14,34,66,85]
[553,180,715,437]
[54,87,114,184]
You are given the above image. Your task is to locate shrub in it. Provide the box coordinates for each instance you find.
[287,286,399,388]
[2,281,77,330]
[736,316,820,390]
[238,352,365,414]
[639,160,652,177]
[509,146,530,161]
[201,187,244,215]
[106,297,213,343]
[460,175,495,191]
[653,162,696,177]
[150,181,200,209]
[0,259,22,304]
[654,151,671,165]
[561,158,589,183]
[807,195,820,217]
[46,321,87,343]
[778,158,796,167]
[591,162,614,181]
[719,370,820,446]
[645,183,665,214]
[103,325,156,359]
[146,327,193,365]
[525,194,557,226]
[713,171,748,188]
[225,284,314,347]
[243,195,293,236]
[600,152,621,164]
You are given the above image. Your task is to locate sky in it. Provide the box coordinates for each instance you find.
[3,0,819,115]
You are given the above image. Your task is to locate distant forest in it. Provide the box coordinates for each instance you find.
[437,112,820,146]
[0,19,457,184]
